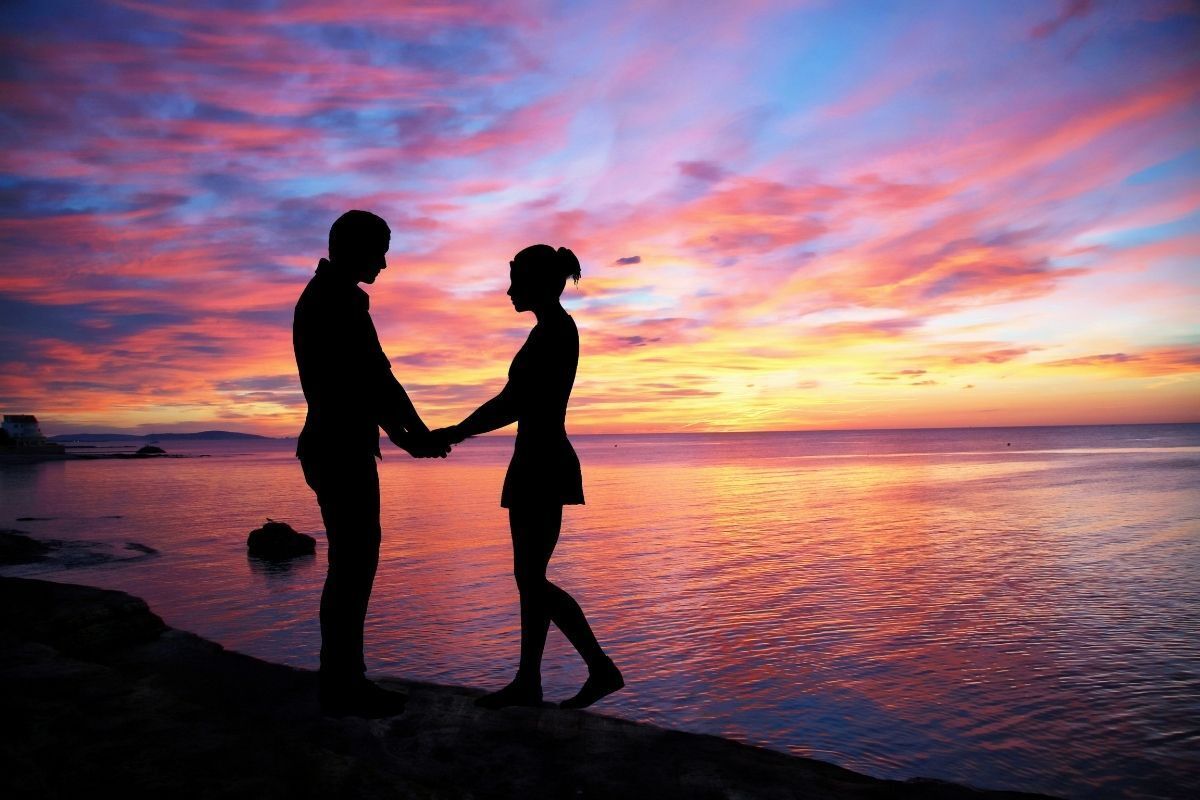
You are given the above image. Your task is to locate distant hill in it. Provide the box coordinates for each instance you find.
[48,434,145,442]
[49,430,272,442]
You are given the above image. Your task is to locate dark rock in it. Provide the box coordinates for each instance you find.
[0,577,166,656]
[0,529,52,564]
[1,533,159,570]
[135,445,166,456]
[247,518,316,559]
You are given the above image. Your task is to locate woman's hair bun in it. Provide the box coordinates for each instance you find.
[556,246,581,284]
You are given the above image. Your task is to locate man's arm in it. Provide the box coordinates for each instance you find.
[375,372,451,457]
[356,306,436,445]
[376,372,427,439]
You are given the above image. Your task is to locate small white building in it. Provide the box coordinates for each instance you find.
[2,414,49,444]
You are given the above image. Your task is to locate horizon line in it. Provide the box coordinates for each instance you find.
[42,420,1200,440]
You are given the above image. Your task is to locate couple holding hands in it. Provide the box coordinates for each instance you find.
[293,210,622,718]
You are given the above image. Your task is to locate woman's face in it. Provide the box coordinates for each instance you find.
[506,261,537,312]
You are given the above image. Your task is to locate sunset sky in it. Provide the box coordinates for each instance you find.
[1,0,1197,435]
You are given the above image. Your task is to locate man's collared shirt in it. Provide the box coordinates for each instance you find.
[293,259,392,459]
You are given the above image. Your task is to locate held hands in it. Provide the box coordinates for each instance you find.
[391,429,451,459]
[431,425,467,446]
[388,425,468,459]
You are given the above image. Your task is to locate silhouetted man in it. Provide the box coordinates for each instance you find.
[294,209,446,717]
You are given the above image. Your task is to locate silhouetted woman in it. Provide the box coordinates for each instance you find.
[436,245,623,709]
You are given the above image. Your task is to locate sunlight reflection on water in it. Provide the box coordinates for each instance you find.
[2,426,1198,799]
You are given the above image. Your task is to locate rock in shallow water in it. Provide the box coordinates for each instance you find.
[0,529,51,565]
[247,518,316,559]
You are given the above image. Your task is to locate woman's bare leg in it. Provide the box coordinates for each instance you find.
[476,505,620,708]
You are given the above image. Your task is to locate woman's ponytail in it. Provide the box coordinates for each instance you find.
[556,247,581,285]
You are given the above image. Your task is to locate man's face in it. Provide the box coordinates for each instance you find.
[340,235,389,284]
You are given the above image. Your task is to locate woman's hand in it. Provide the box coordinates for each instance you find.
[390,430,450,458]
[430,425,467,446]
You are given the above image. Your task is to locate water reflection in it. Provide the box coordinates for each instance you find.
[0,458,65,496]
[247,552,318,580]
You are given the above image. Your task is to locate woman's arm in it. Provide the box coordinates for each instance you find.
[446,383,519,442]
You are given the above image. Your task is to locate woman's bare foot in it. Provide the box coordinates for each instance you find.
[560,658,623,709]
[474,679,543,709]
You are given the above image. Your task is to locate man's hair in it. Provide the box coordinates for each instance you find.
[329,210,390,259]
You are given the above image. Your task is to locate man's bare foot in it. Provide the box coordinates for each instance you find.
[560,659,623,709]
[474,679,544,709]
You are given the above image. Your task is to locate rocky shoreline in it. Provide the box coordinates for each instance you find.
[0,570,1055,798]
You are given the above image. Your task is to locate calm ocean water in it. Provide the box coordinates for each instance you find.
[2,425,1198,798]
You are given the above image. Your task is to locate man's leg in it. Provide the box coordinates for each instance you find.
[317,456,380,682]
[302,455,402,716]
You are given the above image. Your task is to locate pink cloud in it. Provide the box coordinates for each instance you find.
[1042,347,1200,375]
[1030,0,1095,40]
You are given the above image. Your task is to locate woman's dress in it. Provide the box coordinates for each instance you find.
[500,310,584,509]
